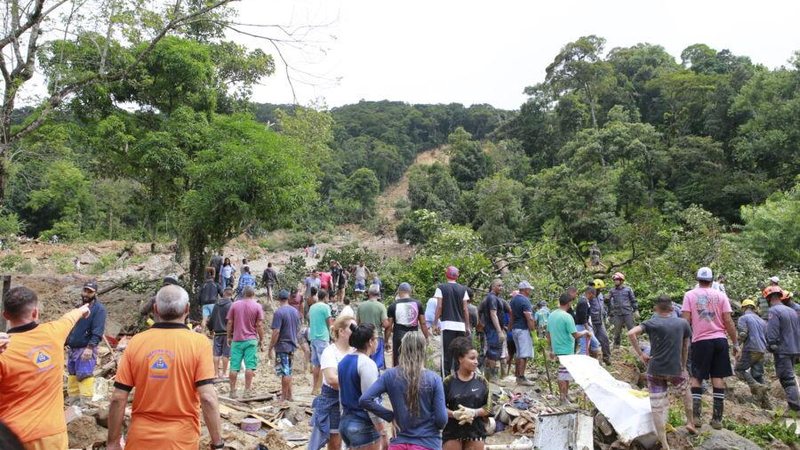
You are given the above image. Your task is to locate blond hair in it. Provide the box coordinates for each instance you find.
[332,314,355,340]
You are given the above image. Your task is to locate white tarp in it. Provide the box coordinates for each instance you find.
[559,355,656,443]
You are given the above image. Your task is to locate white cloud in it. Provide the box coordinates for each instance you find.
[236,0,800,110]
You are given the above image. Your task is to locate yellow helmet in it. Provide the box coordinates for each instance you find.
[741,299,757,309]
[593,279,606,289]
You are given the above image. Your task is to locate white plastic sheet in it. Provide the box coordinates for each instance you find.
[558,355,656,443]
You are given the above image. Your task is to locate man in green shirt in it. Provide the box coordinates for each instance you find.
[308,289,333,395]
[547,293,592,405]
[356,284,390,369]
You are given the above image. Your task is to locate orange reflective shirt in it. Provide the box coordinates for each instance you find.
[115,322,215,449]
[0,309,83,444]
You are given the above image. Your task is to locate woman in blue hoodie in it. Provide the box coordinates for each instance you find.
[360,331,448,450]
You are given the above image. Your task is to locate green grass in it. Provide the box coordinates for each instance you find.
[722,416,800,447]
[50,252,76,274]
[0,254,24,270]
[89,253,118,275]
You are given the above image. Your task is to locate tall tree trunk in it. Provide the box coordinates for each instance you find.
[187,232,208,316]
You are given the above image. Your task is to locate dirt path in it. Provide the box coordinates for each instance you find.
[376,145,450,225]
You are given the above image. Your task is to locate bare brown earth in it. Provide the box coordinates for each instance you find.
[2,145,789,449]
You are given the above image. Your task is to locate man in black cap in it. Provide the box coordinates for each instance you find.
[66,280,107,406]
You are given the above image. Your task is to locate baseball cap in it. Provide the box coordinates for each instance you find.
[518,281,533,290]
[770,276,780,284]
[83,280,98,292]
[445,266,460,280]
[696,267,713,282]
[163,275,179,286]
[537,301,547,307]
[278,289,290,300]
[398,282,412,292]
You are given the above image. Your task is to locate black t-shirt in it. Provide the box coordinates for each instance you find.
[574,297,590,325]
[443,373,491,440]
[479,293,504,331]
[388,298,424,333]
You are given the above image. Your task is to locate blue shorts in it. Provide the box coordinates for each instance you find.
[202,304,215,318]
[275,352,293,377]
[355,280,366,292]
[340,413,380,449]
[311,340,328,367]
[576,324,601,354]
[485,328,503,361]
[370,338,385,370]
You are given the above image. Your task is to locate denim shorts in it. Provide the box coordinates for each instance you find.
[202,304,215,318]
[484,328,503,361]
[339,413,380,449]
[311,340,328,367]
[212,335,231,358]
[275,352,293,377]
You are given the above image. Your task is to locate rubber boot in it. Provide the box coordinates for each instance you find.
[691,387,703,426]
[67,375,80,405]
[79,376,95,406]
[710,388,724,430]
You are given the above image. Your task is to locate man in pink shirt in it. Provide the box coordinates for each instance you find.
[681,267,739,430]
[226,286,265,398]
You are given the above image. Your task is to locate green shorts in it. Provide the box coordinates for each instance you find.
[230,339,258,371]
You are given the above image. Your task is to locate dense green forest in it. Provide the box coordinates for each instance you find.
[2,9,800,306]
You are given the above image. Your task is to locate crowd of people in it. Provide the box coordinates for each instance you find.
[1,254,799,450]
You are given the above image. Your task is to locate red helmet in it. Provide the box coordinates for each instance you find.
[445,266,460,280]
[612,272,625,281]
[763,286,783,298]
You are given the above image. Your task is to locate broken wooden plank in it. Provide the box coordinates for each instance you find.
[239,394,275,403]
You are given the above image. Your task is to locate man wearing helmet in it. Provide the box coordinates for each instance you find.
[590,279,611,365]
[734,298,769,407]
[681,267,738,430]
[607,272,638,347]
[765,286,800,413]
[434,266,470,378]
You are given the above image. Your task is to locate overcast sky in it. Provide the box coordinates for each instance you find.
[234,1,799,110]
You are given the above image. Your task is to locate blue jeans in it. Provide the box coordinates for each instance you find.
[311,340,328,367]
[576,324,601,355]
[339,413,380,449]
[484,328,502,361]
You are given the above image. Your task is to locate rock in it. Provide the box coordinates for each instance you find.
[79,252,99,265]
[695,428,761,450]
[67,414,106,449]
[64,405,82,424]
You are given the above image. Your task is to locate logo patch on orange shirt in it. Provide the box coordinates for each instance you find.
[147,350,174,380]
[28,346,55,372]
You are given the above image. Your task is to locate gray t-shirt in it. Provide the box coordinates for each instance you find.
[271,305,301,353]
[641,315,692,376]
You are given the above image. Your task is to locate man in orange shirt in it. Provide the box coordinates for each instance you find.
[0,286,90,450]
[106,284,223,450]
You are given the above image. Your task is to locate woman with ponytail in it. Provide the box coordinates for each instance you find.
[338,323,387,450]
[360,331,448,450]
[309,315,356,450]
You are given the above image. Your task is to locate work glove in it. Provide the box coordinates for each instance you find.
[454,404,478,425]
[498,332,506,343]
[634,311,641,320]
[81,347,94,361]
